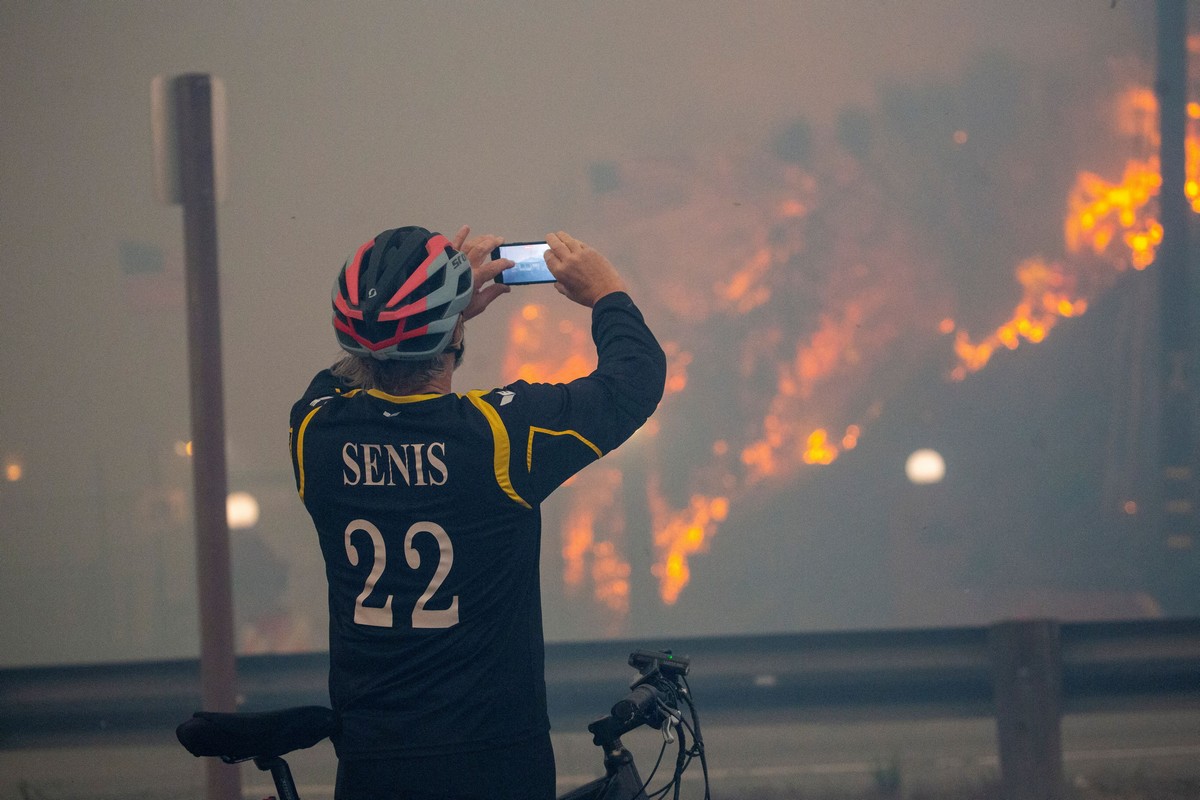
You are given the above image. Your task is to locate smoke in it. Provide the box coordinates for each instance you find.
[523,47,1170,632]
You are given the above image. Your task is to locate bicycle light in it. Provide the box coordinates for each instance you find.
[629,648,690,677]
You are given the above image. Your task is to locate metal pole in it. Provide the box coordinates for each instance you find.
[1155,0,1197,612]
[988,619,1064,800]
[175,73,240,800]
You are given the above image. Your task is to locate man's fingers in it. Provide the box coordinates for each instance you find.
[475,257,514,285]
[550,231,581,253]
[450,225,470,252]
[462,235,503,269]
[545,232,582,272]
[461,281,511,321]
[475,282,511,306]
[466,234,501,253]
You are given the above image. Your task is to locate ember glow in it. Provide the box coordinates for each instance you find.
[498,51,1200,623]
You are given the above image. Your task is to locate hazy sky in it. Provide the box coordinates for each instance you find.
[0,1,1159,665]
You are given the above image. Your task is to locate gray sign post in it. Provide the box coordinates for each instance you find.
[153,72,240,800]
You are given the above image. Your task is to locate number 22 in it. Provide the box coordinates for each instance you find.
[343,519,459,629]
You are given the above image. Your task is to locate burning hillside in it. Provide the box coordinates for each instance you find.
[501,46,1199,628]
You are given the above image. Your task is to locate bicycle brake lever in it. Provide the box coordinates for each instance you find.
[659,704,682,744]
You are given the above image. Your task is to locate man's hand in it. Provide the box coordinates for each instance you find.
[544,231,629,308]
[450,225,513,321]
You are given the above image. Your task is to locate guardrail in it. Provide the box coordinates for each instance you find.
[3,617,1198,797]
[3,617,1198,741]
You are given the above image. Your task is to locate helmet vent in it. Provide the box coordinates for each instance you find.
[406,304,447,331]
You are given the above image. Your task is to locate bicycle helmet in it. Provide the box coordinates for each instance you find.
[332,226,474,360]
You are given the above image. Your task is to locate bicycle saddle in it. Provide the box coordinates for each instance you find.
[176,706,336,762]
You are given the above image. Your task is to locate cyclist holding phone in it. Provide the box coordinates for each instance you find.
[289,226,666,799]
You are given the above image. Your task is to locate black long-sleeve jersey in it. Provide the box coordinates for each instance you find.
[289,292,666,759]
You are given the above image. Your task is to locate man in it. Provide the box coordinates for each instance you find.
[289,225,666,799]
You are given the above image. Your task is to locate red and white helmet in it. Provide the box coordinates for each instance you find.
[332,226,473,360]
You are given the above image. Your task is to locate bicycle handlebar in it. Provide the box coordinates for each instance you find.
[610,684,663,728]
[587,680,675,748]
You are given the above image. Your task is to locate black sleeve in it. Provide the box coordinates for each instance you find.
[288,369,346,492]
[585,291,669,441]
[479,291,667,505]
[289,369,344,430]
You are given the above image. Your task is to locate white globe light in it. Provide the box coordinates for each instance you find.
[905,449,946,485]
[226,491,260,529]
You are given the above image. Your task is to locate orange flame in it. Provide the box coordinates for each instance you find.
[648,478,729,606]
[802,428,838,466]
[662,341,693,396]
[949,257,1088,380]
[740,290,894,482]
[502,303,594,384]
[560,467,631,630]
[949,81,1196,379]
[716,245,774,313]
[1065,160,1162,269]
[591,540,631,618]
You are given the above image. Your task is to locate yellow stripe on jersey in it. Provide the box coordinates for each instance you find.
[526,427,603,471]
[466,391,532,509]
[366,389,443,404]
[294,404,324,501]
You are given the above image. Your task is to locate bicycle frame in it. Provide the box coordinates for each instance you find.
[558,750,647,800]
[176,650,704,800]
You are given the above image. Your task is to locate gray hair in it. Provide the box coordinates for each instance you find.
[330,354,448,395]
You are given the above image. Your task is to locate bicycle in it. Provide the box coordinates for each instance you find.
[177,649,710,800]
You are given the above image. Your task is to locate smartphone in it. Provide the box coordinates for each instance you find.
[492,241,556,285]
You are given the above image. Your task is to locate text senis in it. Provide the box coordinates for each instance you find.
[342,442,448,487]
